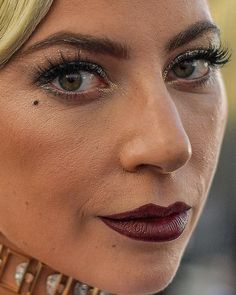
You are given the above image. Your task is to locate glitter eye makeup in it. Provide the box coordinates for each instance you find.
[32,43,231,104]
[164,44,231,89]
[32,51,112,103]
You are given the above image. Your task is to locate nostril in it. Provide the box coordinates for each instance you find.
[137,164,163,173]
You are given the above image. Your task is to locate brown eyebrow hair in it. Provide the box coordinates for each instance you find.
[21,20,220,59]
[166,20,220,52]
[21,33,131,59]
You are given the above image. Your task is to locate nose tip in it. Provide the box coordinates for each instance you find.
[120,134,192,174]
[155,138,192,174]
[118,76,193,175]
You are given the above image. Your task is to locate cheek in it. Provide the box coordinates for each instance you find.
[0,108,111,262]
[174,78,227,175]
[0,67,122,244]
[192,93,227,177]
[0,92,106,237]
[179,82,227,210]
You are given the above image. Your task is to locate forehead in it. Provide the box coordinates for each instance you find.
[27,0,212,49]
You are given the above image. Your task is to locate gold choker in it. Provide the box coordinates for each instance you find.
[0,243,109,295]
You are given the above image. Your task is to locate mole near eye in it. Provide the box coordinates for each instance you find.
[33,100,39,106]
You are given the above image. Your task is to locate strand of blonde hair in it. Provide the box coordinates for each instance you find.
[0,0,53,67]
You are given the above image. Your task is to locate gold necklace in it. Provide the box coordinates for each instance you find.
[0,243,110,295]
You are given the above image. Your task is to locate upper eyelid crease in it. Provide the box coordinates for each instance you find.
[19,20,220,61]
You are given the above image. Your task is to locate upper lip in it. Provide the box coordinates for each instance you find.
[100,202,192,221]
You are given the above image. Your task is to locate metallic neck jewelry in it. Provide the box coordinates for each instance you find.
[0,243,110,295]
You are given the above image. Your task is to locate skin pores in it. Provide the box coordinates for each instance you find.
[0,0,228,294]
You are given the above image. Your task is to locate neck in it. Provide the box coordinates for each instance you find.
[0,233,103,295]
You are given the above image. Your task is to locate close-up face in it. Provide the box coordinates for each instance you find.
[0,0,229,294]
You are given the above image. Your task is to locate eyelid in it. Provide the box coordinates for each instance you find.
[34,59,110,86]
[162,44,230,81]
[31,52,120,103]
[162,48,208,80]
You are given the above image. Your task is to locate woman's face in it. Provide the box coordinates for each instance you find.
[0,0,227,294]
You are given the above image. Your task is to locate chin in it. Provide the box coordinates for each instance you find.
[101,269,177,295]
[86,255,181,295]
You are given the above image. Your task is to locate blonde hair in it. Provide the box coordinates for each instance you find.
[0,0,53,67]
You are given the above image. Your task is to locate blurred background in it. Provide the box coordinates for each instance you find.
[160,1,236,294]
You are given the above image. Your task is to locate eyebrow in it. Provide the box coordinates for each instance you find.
[166,20,220,52]
[21,20,220,59]
[22,32,130,59]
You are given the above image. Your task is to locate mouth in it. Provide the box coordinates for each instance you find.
[99,202,192,242]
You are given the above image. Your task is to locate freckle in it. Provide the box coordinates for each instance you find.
[33,100,39,106]
[25,201,29,206]
[112,244,116,248]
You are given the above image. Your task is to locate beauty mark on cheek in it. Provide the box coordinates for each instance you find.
[33,100,39,106]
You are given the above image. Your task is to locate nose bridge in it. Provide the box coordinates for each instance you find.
[120,77,192,173]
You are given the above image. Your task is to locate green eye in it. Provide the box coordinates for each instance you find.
[51,70,105,95]
[171,60,209,80]
[58,73,83,91]
[172,61,195,78]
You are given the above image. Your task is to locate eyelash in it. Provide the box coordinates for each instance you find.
[33,44,231,102]
[32,52,110,102]
[163,44,231,86]
[34,55,108,84]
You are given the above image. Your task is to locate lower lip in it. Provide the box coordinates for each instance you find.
[100,211,190,242]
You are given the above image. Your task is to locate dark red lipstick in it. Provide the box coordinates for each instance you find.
[99,202,191,242]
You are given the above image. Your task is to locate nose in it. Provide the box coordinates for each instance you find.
[119,82,192,174]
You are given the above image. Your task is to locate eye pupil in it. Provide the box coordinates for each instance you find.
[173,61,195,78]
[59,73,82,91]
